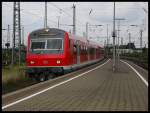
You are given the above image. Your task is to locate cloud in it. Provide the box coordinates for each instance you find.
[2,2,148,48]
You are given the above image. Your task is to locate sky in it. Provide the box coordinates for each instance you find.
[2,2,148,48]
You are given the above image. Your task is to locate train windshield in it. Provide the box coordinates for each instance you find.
[31,41,45,49]
[47,39,63,49]
[30,38,63,54]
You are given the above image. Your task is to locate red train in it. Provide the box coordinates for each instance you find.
[26,28,104,82]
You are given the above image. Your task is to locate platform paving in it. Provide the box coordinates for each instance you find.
[3,59,148,111]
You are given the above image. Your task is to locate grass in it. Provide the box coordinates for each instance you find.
[2,65,26,84]
[2,64,36,95]
[120,55,148,70]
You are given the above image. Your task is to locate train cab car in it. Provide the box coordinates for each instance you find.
[26,28,104,82]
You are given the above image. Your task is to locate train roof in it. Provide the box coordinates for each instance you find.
[68,33,87,43]
[30,28,66,34]
[88,40,102,48]
[29,28,66,39]
[68,33,102,48]
[29,28,102,48]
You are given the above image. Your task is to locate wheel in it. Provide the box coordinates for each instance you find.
[36,74,46,82]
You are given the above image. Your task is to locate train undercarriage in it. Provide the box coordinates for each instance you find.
[25,67,65,82]
[25,58,103,82]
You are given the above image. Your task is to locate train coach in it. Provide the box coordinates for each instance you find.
[26,28,104,82]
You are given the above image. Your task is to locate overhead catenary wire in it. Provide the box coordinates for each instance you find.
[21,10,58,25]
[2,2,147,48]
[2,3,58,27]
[49,2,84,26]
[49,2,72,17]
[21,6,84,28]
[2,5,85,33]
[2,3,138,29]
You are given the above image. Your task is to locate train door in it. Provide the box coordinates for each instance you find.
[87,41,90,61]
[94,48,96,59]
[73,44,77,64]
[87,46,90,61]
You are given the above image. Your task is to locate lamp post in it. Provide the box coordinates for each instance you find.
[130,24,144,62]
[115,18,125,68]
[126,29,131,52]
[112,2,116,72]
[44,2,47,28]
[129,25,143,50]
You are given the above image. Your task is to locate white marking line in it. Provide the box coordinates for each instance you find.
[2,59,110,110]
[121,60,148,87]
[127,60,148,73]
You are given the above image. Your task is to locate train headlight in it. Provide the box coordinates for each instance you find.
[56,60,61,64]
[30,61,35,64]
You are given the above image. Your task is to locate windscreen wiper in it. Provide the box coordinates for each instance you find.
[57,47,62,52]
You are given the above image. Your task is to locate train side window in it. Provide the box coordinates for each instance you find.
[79,45,81,53]
[86,46,88,52]
[74,44,77,53]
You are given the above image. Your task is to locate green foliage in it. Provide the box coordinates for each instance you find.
[121,49,148,62]
[2,48,26,66]
[2,64,35,94]
[2,65,26,84]
[120,49,148,69]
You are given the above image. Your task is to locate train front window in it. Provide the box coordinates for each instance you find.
[31,41,45,49]
[47,39,63,50]
[30,38,63,54]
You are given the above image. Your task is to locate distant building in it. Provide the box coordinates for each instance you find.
[126,43,135,49]
[109,43,142,54]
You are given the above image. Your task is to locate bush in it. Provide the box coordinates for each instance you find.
[2,65,26,84]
